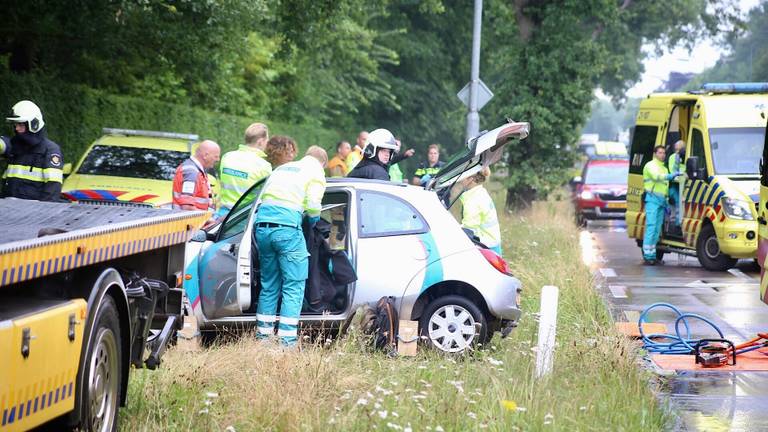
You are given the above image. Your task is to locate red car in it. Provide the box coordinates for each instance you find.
[572,159,628,226]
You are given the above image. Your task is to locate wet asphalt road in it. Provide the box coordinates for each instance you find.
[583,220,768,432]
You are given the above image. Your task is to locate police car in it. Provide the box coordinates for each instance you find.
[184,121,528,353]
[62,128,219,208]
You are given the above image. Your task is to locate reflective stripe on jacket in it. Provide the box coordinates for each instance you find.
[643,158,669,197]
[459,185,501,248]
[1,132,64,201]
[257,155,326,220]
[414,160,444,179]
[172,158,212,211]
[218,145,271,211]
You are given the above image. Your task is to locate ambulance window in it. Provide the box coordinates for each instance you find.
[358,192,427,238]
[691,129,708,178]
[629,126,658,175]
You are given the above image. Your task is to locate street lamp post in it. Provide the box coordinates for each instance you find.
[466,0,482,142]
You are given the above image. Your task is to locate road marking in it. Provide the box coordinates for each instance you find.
[727,268,755,281]
[599,268,617,278]
[609,284,628,298]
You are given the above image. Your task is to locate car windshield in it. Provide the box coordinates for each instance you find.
[584,165,627,185]
[710,127,764,175]
[77,145,189,180]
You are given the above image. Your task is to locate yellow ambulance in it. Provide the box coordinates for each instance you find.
[626,83,766,270]
[758,117,768,303]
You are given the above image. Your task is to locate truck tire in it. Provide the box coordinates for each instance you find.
[80,296,122,432]
[696,224,737,271]
[419,295,488,354]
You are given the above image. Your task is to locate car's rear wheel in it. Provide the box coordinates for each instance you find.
[419,295,487,353]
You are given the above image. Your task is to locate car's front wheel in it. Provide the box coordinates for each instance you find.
[419,295,487,353]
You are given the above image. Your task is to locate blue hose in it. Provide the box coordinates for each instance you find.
[639,302,726,355]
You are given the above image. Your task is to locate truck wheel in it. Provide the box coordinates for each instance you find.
[696,224,737,271]
[419,295,487,353]
[82,296,121,432]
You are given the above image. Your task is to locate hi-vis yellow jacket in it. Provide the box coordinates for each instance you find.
[218,145,271,211]
[459,185,501,248]
[258,155,326,220]
[643,158,670,197]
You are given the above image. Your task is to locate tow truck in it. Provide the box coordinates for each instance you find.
[0,199,207,431]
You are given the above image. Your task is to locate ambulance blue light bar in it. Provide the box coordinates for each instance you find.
[700,82,768,94]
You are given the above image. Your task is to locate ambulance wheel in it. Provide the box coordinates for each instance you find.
[419,295,488,354]
[696,224,737,271]
[81,296,121,432]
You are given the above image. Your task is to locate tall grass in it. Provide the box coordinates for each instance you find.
[120,200,667,431]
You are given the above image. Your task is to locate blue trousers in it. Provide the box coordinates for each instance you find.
[668,185,681,226]
[642,193,667,260]
[255,226,309,346]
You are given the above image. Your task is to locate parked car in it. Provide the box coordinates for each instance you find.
[183,121,530,353]
[62,128,219,207]
[572,158,628,226]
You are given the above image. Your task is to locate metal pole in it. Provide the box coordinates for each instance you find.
[466,0,482,142]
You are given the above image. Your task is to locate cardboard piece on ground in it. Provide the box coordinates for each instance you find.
[652,350,768,371]
[615,322,668,338]
[397,320,419,356]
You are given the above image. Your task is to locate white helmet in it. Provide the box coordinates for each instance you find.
[7,100,45,133]
[363,128,397,159]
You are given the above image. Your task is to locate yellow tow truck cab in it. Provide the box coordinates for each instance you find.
[627,83,765,270]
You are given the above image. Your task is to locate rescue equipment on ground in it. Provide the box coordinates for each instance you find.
[639,302,768,368]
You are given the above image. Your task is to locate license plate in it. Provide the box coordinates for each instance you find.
[607,202,626,209]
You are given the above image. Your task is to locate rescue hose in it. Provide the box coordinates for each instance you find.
[638,302,768,355]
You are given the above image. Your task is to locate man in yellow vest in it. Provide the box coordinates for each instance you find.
[254,145,328,346]
[642,145,680,265]
[345,130,367,172]
[327,140,351,177]
[459,167,502,256]
[216,123,271,219]
[667,140,685,227]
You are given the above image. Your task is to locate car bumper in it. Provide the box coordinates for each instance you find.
[581,206,626,219]
[716,219,758,258]
[482,274,523,322]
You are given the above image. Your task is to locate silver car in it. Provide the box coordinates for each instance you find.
[184,121,529,353]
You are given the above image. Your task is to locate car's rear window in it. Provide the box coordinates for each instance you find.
[77,145,189,180]
[584,164,628,185]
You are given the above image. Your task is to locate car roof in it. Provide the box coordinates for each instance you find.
[327,177,435,199]
[94,135,193,152]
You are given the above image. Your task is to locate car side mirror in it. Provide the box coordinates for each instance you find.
[685,156,706,181]
[62,163,72,176]
[190,229,208,243]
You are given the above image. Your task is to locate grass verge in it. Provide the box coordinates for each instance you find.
[120,200,667,431]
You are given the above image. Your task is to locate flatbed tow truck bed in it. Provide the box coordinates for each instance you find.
[0,199,205,287]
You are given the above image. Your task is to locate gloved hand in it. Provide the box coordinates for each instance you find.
[419,174,432,187]
[666,173,677,181]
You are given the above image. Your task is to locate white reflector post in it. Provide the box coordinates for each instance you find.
[535,285,559,378]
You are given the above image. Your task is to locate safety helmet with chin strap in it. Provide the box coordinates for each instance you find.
[363,128,397,159]
[7,100,45,133]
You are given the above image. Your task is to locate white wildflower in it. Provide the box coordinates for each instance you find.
[356,398,368,406]
[378,411,388,419]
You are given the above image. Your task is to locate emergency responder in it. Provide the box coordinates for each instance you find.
[667,140,686,227]
[0,100,64,201]
[642,145,679,265]
[388,139,415,183]
[459,167,502,256]
[172,140,220,211]
[254,145,327,346]
[345,131,366,172]
[412,143,444,186]
[216,123,271,218]
[327,140,351,177]
[265,135,298,168]
[348,129,399,181]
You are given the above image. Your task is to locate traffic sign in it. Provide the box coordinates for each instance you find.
[457,79,494,110]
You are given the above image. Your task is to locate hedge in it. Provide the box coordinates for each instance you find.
[0,72,343,165]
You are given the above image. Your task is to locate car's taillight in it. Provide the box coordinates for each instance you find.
[479,248,512,275]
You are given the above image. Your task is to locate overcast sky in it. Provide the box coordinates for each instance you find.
[625,0,762,98]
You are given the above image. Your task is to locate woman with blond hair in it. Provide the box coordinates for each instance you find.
[459,167,502,256]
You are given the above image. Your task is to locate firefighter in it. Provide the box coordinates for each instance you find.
[0,100,64,201]
[667,140,685,226]
[459,167,502,256]
[348,128,399,181]
[216,123,271,218]
[642,145,678,265]
[254,145,328,346]
[172,140,220,211]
